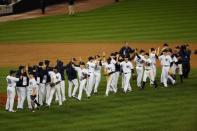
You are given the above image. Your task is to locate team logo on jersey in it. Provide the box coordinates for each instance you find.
[87,65,89,69]
[137,58,142,63]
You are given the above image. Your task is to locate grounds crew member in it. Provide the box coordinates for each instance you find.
[40,0,46,14]
[68,0,75,15]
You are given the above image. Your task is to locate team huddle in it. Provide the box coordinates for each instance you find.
[5,43,191,112]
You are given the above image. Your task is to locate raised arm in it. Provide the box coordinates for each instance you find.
[156,47,160,56]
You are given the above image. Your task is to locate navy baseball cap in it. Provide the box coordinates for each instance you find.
[9,70,16,75]
[80,62,85,65]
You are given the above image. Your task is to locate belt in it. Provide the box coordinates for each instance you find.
[164,65,170,67]
[137,66,142,67]
[124,72,131,74]
[145,69,150,71]
[109,71,115,75]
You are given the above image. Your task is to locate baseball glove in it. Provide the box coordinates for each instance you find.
[50,83,56,87]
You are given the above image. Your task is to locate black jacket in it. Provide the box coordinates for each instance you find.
[65,63,77,81]
[57,61,65,80]
[16,71,29,87]
[119,46,134,57]
[68,0,74,5]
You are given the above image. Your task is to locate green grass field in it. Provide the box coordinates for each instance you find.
[0,68,197,131]
[0,0,197,130]
[0,0,197,43]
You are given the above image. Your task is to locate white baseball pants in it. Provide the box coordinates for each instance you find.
[105,75,113,96]
[161,66,175,87]
[178,64,183,75]
[78,79,89,100]
[56,80,66,102]
[121,73,125,89]
[136,67,143,87]
[94,72,101,93]
[68,79,79,97]
[38,83,46,105]
[45,83,51,103]
[5,86,16,112]
[27,86,39,109]
[16,87,26,109]
[113,72,120,92]
[47,84,62,106]
[152,64,157,79]
[109,73,117,92]
[143,69,155,83]
[87,73,95,95]
[123,73,132,92]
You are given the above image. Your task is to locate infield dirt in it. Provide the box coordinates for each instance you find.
[0,42,196,68]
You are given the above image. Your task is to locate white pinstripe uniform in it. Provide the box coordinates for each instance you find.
[103,62,117,96]
[5,75,19,112]
[73,66,90,100]
[86,61,96,95]
[142,58,155,83]
[110,59,117,92]
[149,53,157,80]
[120,61,134,92]
[159,55,175,87]
[47,71,62,106]
[134,55,144,88]
[93,61,101,93]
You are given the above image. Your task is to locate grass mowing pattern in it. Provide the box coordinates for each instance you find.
[0,68,197,131]
[0,0,197,43]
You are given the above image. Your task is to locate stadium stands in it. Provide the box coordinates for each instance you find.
[0,0,65,15]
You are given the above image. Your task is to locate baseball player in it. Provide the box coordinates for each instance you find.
[44,60,52,104]
[110,53,118,93]
[47,67,62,106]
[174,46,183,82]
[141,53,158,89]
[26,66,39,110]
[86,57,96,96]
[56,60,66,102]
[65,58,79,98]
[119,55,134,93]
[134,50,145,89]
[28,72,40,112]
[117,55,124,90]
[159,49,176,87]
[149,48,159,81]
[37,62,47,106]
[169,49,178,79]
[113,52,122,92]
[16,66,28,110]
[72,62,90,100]
[5,70,19,112]
[160,44,169,84]
[32,66,40,104]
[103,57,116,96]
[93,55,102,94]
